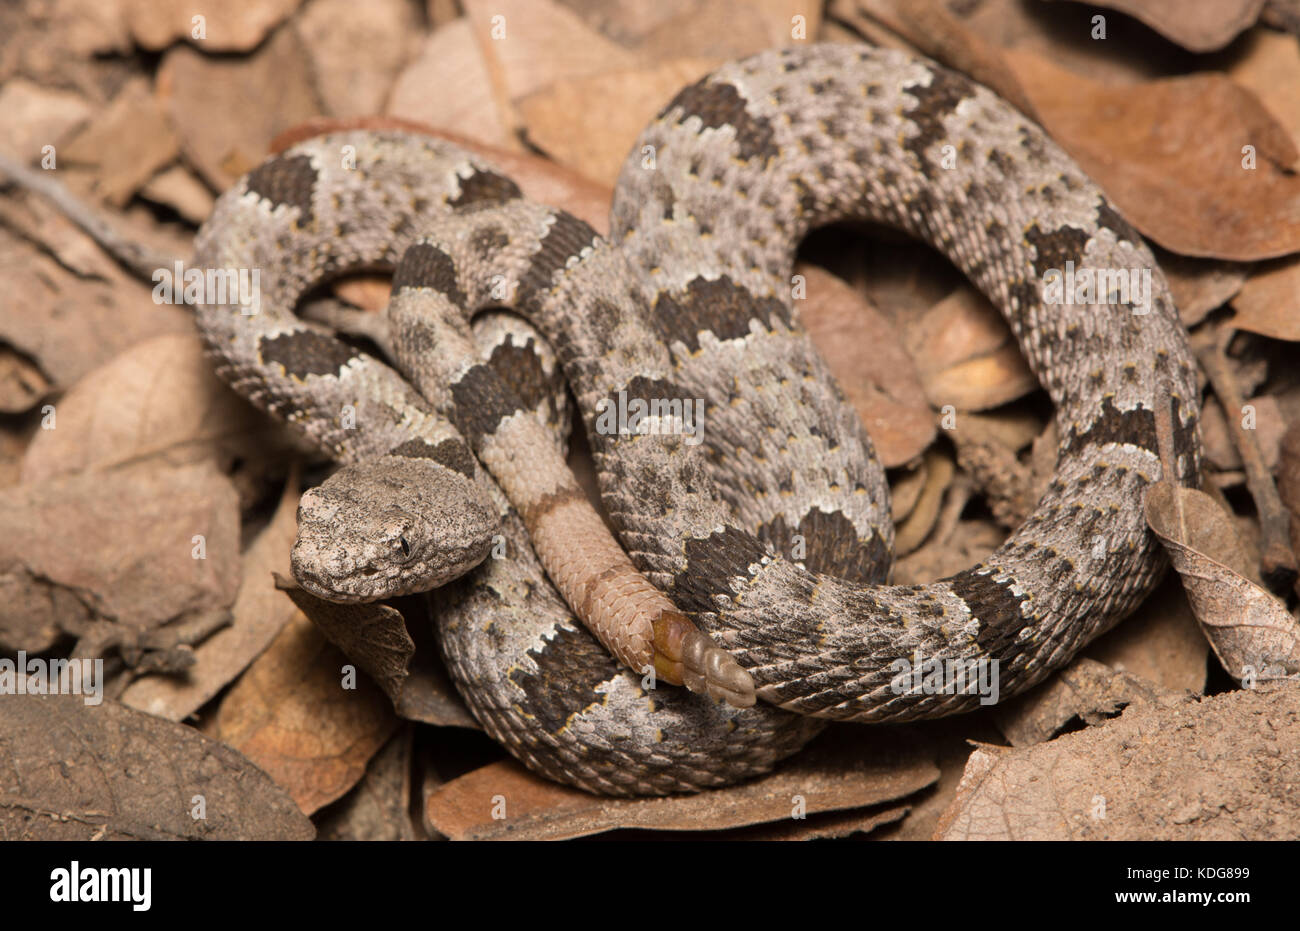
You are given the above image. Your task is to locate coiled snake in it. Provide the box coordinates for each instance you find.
[194,43,1201,795]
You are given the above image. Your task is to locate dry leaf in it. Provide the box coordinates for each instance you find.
[893,447,955,555]
[904,286,1036,411]
[139,164,214,225]
[0,190,120,281]
[0,345,50,414]
[893,516,1005,585]
[889,457,927,522]
[156,26,325,190]
[875,716,999,841]
[1228,27,1300,152]
[387,19,517,150]
[993,657,1180,747]
[1146,482,1300,682]
[0,231,191,393]
[295,0,421,118]
[121,0,304,52]
[560,0,818,57]
[0,695,314,840]
[938,685,1300,839]
[59,77,178,206]
[20,333,283,484]
[1231,257,1300,341]
[1279,423,1300,560]
[121,471,303,721]
[426,729,937,840]
[797,264,935,467]
[1052,0,1266,52]
[279,578,477,730]
[1085,575,1210,694]
[1200,393,1285,471]
[1006,49,1300,260]
[517,58,719,186]
[0,78,91,163]
[316,727,417,841]
[462,0,638,104]
[216,613,399,815]
[1156,249,1249,327]
[0,461,241,654]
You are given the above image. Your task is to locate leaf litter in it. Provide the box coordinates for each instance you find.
[0,0,1298,841]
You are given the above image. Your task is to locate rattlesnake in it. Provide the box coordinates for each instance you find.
[193,43,1201,795]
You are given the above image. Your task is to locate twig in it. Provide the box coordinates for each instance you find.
[0,151,178,281]
[1192,323,1299,592]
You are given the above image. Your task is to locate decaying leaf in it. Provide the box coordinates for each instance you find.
[893,447,955,555]
[1146,483,1300,683]
[216,613,399,815]
[1052,0,1266,52]
[156,26,325,190]
[278,577,478,730]
[0,461,241,654]
[938,685,1300,840]
[1228,27,1300,152]
[58,77,178,207]
[797,264,935,467]
[1200,393,1285,471]
[0,695,314,840]
[903,286,1036,412]
[386,19,517,150]
[316,727,417,841]
[0,78,92,163]
[121,472,303,722]
[1231,257,1300,341]
[20,333,284,485]
[295,0,421,118]
[1005,49,1300,260]
[462,0,637,104]
[893,517,1005,585]
[994,657,1182,747]
[426,729,937,840]
[1156,249,1249,327]
[1085,575,1210,694]
[517,58,719,186]
[0,230,191,395]
[121,0,304,53]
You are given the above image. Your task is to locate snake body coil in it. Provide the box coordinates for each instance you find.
[195,44,1201,795]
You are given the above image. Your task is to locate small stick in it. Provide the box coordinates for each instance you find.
[1192,323,1298,591]
[0,151,178,280]
[1151,376,1187,543]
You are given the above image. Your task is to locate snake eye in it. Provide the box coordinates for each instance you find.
[397,536,411,559]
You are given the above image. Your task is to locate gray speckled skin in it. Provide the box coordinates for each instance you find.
[194,43,1201,794]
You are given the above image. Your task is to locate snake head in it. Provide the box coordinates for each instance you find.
[291,457,497,603]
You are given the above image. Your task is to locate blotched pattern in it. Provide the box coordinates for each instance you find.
[193,43,1201,794]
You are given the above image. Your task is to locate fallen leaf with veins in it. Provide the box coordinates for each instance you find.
[426,729,937,840]
[279,577,478,730]
[0,461,240,654]
[121,471,303,722]
[0,695,314,840]
[216,613,398,816]
[1146,483,1300,683]
[938,685,1300,840]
